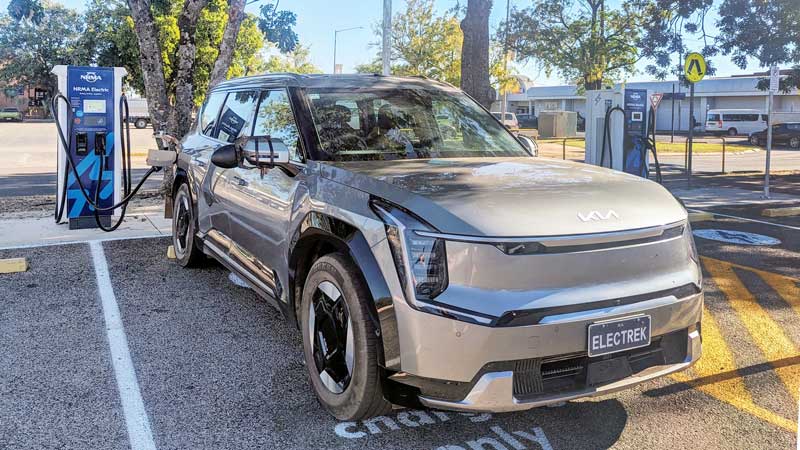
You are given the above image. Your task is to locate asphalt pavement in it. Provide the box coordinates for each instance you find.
[2,203,799,449]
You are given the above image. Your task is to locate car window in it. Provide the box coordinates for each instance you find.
[252,89,302,162]
[707,113,720,121]
[3,107,18,112]
[199,92,227,137]
[787,124,800,131]
[215,91,259,143]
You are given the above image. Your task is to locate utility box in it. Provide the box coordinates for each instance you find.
[537,111,577,138]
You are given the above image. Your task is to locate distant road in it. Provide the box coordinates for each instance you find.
[0,169,163,197]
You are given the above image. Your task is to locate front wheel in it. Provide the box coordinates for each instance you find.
[750,135,760,146]
[300,253,392,420]
[789,137,800,149]
[134,118,148,129]
[727,127,738,136]
[172,183,204,267]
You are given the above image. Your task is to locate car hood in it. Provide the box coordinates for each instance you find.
[318,157,687,237]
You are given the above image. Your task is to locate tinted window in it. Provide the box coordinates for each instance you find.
[707,113,720,121]
[199,92,227,137]
[252,89,302,162]
[787,124,800,130]
[216,91,259,143]
[3,107,18,112]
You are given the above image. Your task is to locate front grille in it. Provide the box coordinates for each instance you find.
[512,328,688,399]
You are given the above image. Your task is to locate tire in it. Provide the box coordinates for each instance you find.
[790,137,800,149]
[727,128,738,136]
[300,253,392,420]
[750,135,760,146]
[134,118,148,129]
[172,183,204,267]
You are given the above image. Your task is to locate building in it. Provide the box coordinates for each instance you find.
[503,73,800,132]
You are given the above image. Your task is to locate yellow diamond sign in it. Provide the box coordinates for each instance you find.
[684,52,706,83]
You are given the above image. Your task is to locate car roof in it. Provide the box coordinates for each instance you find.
[211,73,460,93]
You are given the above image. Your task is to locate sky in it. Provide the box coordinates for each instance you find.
[1,0,763,86]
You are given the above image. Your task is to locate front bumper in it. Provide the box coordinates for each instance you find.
[418,327,701,412]
[391,291,703,411]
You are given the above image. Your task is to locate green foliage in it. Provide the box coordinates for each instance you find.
[258,2,298,53]
[261,44,322,74]
[6,0,44,24]
[506,0,644,90]
[0,4,87,91]
[356,0,515,91]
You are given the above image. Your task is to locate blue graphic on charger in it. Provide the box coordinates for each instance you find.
[67,132,114,218]
[624,137,647,178]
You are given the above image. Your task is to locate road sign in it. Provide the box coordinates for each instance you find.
[684,53,706,83]
[650,93,663,110]
[769,66,780,92]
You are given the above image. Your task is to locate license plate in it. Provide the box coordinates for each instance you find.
[587,315,651,357]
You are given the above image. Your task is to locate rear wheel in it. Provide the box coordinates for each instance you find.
[727,127,738,136]
[789,137,800,149]
[134,118,148,129]
[750,135,760,146]
[172,183,203,267]
[300,253,391,420]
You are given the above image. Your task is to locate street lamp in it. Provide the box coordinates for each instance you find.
[333,26,364,74]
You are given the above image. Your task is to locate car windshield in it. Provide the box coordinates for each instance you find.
[306,87,528,161]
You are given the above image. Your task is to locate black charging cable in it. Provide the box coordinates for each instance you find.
[645,107,663,184]
[600,105,625,169]
[52,94,161,231]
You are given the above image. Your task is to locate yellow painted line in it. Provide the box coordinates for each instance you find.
[688,212,715,223]
[721,260,800,320]
[0,257,28,273]
[702,257,800,404]
[762,206,800,218]
[671,305,796,432]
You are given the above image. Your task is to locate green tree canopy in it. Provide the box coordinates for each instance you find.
[505,0,645,90]
[260,44,322,74]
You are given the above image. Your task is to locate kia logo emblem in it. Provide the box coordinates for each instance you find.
[578,210,620,222]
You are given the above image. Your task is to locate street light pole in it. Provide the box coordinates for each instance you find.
[333,26,363,74]
[382,0,392,75]
[500,0,511,122]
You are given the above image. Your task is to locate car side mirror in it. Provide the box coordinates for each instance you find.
[241,135,290,167]
[517,135,538,157]
[210,144,239,168]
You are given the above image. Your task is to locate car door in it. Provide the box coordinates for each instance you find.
[182,90,231,236]
[224,88,305,300]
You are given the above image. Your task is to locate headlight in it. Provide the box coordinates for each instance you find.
[370,198,448,302]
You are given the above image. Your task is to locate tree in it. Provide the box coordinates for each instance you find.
[6,0,43,24]
[717,0,800,92]
[0,5,87,95]
[257,2,298,53]
[506,0,644,91]
[355,0,462,85]
[261,44,322,74]
[460,0,493,108]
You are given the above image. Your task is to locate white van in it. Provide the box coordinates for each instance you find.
[705,109,767,136]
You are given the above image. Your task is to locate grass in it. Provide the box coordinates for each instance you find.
[653,141,758,153]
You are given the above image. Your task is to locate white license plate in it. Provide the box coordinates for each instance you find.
[587,315,651,357]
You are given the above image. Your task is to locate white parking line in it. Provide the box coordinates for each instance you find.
[688,208,800,231]
[89,240,157,450]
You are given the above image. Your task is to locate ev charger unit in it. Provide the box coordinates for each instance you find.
[584,87,661,182]
[51,65,173,232]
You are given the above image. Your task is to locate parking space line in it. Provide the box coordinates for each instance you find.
[89,241,157,450]
[688,208,800,231]
[728,264,800,319]
[671,306,796,432]
[702,257,800,404]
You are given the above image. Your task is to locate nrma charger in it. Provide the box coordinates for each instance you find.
[52,65,170,232]
[584,87,662,182]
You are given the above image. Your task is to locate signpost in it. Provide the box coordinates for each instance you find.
[650,93,663,138]
[684,52,706,186]
[765,65,779,198]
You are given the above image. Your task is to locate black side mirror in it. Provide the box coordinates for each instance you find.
[211,144,238,169]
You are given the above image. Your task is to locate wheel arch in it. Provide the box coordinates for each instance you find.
[288,211,400,370]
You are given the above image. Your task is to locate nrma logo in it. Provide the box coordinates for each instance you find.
[80,72,102,83]
[578,210,620,222]
[629,92,641,100]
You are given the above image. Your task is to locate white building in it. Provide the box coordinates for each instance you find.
[503,74,800,132]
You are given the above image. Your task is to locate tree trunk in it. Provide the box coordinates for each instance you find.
[169,0,209,140]
[209,0,247,89]
[126,0,169,135]
[460,0,493,109]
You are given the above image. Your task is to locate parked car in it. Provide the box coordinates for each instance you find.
[0,107,22,122]
[491,111,519,130]
[705,109,767,136]
[516,113,538,129]
[171,73,702,420]
[125,97,151,128]
[749,122,800,148]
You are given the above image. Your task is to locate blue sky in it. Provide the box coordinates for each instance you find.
[2,0,762,86]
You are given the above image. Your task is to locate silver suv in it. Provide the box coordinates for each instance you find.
[169,74,703,420]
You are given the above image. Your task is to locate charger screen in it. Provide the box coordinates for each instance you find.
[83,99,106,114]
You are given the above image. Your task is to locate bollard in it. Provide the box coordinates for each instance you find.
[721,137,726,173]
[562,138,566,160]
